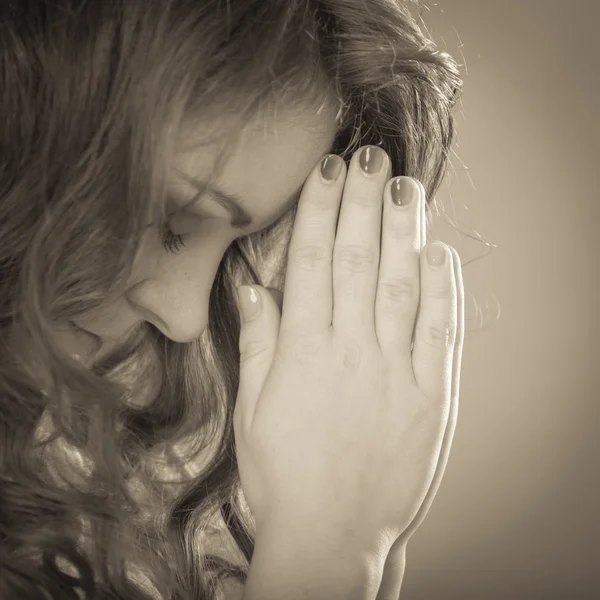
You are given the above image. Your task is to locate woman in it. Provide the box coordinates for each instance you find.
[0,1,464,599]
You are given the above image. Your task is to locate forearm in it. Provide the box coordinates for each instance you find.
[243,518,386,600]
[375,542,407,600]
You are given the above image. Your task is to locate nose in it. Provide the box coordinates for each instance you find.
[134,305,170,335]
[126,279,211,344]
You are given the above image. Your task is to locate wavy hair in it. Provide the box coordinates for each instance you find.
[0,0,463,598]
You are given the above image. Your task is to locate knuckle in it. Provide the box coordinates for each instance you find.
[378,277,417,303]
[239,340,269,364]
[388,216,416,239]
[350,193,380,208]
[307,191,340,212]
[281,334,325,365]
[292,244,332,271]
[335,244,376,273]
[427,280,452,300]
[336,338,363,371]
[423,319,455,349]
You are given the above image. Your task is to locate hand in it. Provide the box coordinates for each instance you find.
[234,145,465,555]
[267,241,464,590]
[262,284,461,600]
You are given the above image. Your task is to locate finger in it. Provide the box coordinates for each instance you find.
[412,241,458,401]
[424,246,464,484]
[279,154,347,340]
[397,244,464,544]
[332,146,391,337]
[376,176,426,362]
[414,180,428,350]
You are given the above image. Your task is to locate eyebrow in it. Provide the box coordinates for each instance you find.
[177,173,305,231]
[173,174,253,229]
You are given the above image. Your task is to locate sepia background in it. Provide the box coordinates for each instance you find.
[405,1,599,598]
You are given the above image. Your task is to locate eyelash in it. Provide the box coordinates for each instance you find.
[160,224,187,254]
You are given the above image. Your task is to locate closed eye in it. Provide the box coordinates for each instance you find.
[160,223,187,254]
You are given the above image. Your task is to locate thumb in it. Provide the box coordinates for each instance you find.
[235,285,282,425]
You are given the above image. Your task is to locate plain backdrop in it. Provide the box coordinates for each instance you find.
[403,1,599,599]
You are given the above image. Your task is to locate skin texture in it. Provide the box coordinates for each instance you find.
[237,147,464,599]
[68,103,340,357]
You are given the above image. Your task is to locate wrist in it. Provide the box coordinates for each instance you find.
[245,515,387,600]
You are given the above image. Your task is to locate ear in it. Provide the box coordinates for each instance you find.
[266,287,283,315]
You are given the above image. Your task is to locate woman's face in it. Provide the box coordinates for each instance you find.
[62,103,341,364]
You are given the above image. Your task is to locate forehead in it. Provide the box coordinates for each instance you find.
[170,101,341,228]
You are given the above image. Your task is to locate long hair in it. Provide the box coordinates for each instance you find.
[0,1,463,598]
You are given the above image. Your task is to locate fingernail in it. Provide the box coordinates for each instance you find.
[359,146,385,175]
[427,241,448,267]
[238,286,261,322]
[320,155,343,183]
[391,177,418,208]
